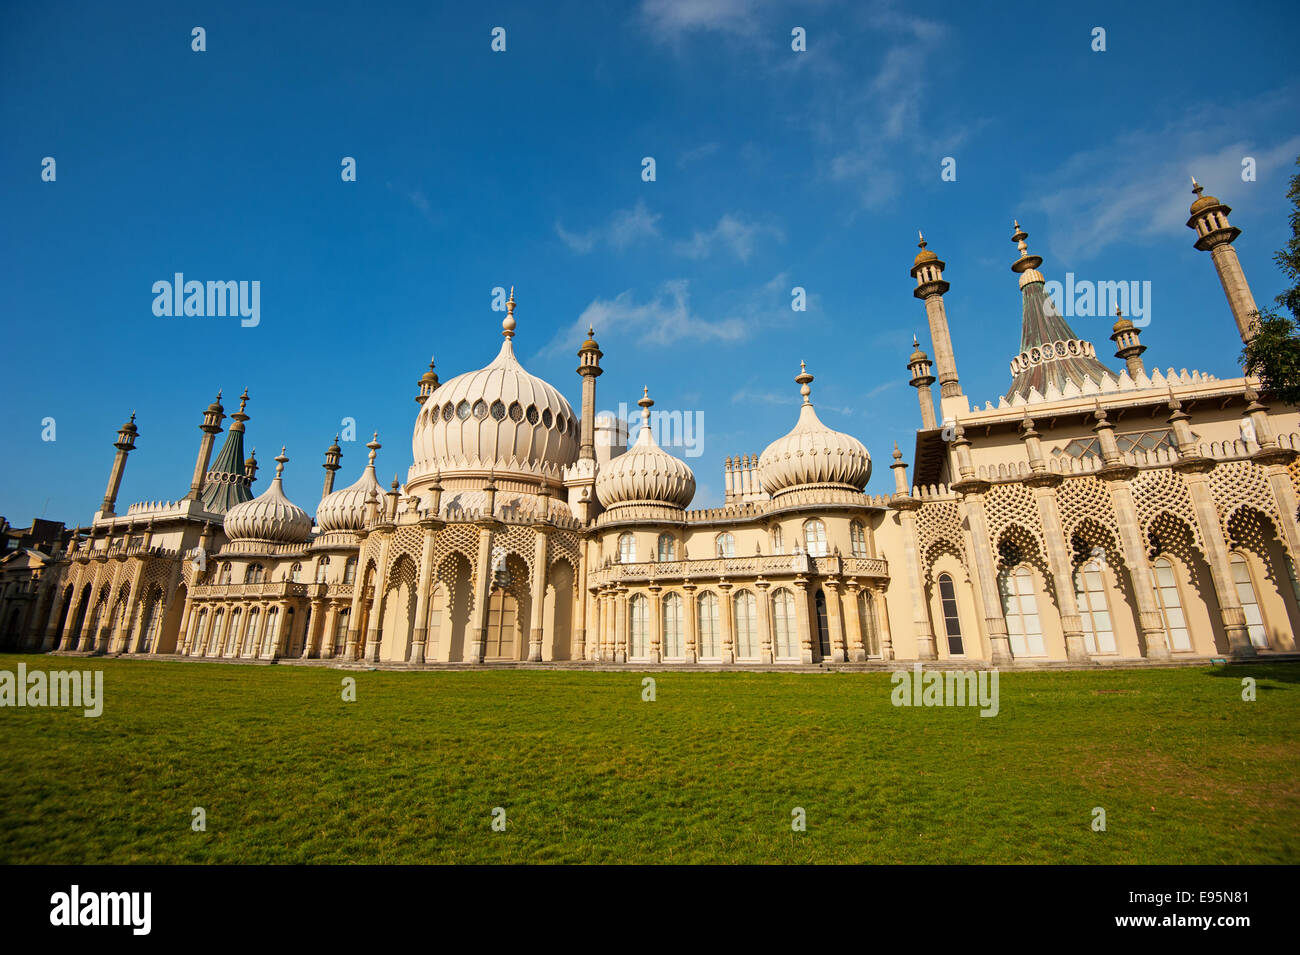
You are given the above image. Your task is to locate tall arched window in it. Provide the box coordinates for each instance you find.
[245,608,260,655]
[858,590,878,656]
[772,588,798,659]
[771,525,784,554]
[334,608,350,656]
[1230,553,1268,648]
[850,521,868,558]
[715,533,735,558]
[662,593,684,658]
[1000,566,1045,657]
[263,608,280,656]
[733,590,758,660]
[657,534,676,562]
[228,609,243,657]
[618,533,636,563]
[1073,559,1115,654]
[315,557,330,584]
[141,597,161,653]
[629,594,649,658]
[245,564,265,584]
[289,562,302,584]
[343,557,357,585]
[218,563,232,585]
[804,519,828,557]
[210,610,226,657]
[697,592,720,659]
[938,573,963,655]
[1151,557,1191,651]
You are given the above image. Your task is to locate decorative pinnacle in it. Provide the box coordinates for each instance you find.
[503,286,517,339]
[588,324,594,337]
[917,230,926,250]
[913,335,920,348]
[1012,220,1029,256]
[274,447,288,478]
[366,432,381,465]
[238,388,249,413]
[795,361,814,404]
[892,442,903,462]
[1191,175,1203,198]
[638,386,654,427]
[392,476,401,491]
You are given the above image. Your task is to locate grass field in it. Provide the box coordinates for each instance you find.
[1,654,1297,864]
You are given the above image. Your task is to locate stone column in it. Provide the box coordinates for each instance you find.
[409,521,441,664]
[1180,462,1253,655]
[956,490,1014,664]
[895,505,938,661]
[1028,476,1090,662]
[321,603,340,657]
[718,580,735,663]
[843,581,866,662]
[527,528,550,663]
[875,585,895,660]
[363,531,394,663]
[303,597,324,658]
[41,587,67,651]
[466,521,497,663]
[682,582,698,663]
[120,562,148,653]
[572,544,588,661]
[59,585,85,652]
[793,576,813,663]
[824,578,848,663]
[648,584,662,662]
[755,579,773,663]
[613,588,627,663]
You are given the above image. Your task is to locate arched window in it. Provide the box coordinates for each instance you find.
[141,596,162,653]
[814,589,830,657]
[999,566,1045,657]
[804,519,828,557]
[772,588,798,660]
[850,521,868,558]
[218,563,232,585]
[733,590,758,660]
[1073,560,1115,654]
[629,594,649,658]
[657,534,676,562]
[618,533,636,564]
[1230,553,1268,648]
[486,588,518,659]
[938,574,963,654]
[858,590,878,656]
[697,592,720,659]
[210,610,226,657]
[289,562,302,584]
[1151,557,1191,651]
[771,525,784,554]
[343,557,357,585]
[662,593,684,658]
[263,608,280,656]
[315,557,330,584]
[245,563,265,584]
[715,533,735,558]
[334,608,350,656]
[227,609,242,657]
[245,608,260,655]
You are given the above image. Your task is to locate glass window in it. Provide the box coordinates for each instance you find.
[858,591,878,656]
[629,594,649,658]
[715,533,735,558]
[1152,557,1191,651]
[315,557,329,584]
[657,533,676,562]
[1000,566,1045,656]
[772,588,798,659]
[697,592,720,659]
[1230,553,1268,648]
[662,593,684,658]
[771,526,784,554]
[804,520,828,557]
[1074,560,1115,653]
[850,521,868,558]
[343,557,357,585]
[938,573,963,655]
[734,591,758,660]
[618,533,636,563]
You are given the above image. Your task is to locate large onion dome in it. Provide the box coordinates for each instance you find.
[223,448,312,544]
[758,363,871,497]
[316,433,385,532]
[409,289,579,492]
[595,388,695,510]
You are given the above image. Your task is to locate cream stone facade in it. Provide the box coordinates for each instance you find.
[5,184,1299,667]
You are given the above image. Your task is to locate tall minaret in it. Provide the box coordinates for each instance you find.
[907,336,938,430]
[578,324,603,461]
[198,389,254,514]
[321,435,342,499]
[245,448,259,485]
[1110,307,1147,379]
[1186,177,1260,344]
[186,391,225,501]
[910,232,966,419]
[99,412,139,517]
[414,357,439,405]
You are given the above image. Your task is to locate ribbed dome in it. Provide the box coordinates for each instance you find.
[595,389,695,510]
[223,449,312,544]
[410,301,578,490]
[316,435,385,533]
[758,364,871,497]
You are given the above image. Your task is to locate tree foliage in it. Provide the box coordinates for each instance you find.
[1242,156,1300,405]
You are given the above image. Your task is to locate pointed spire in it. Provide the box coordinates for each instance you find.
[274,447,288,480]
[366,432,381,467]
[638,385,654,428]
[503,286,517,339]
[796,361,814,405]
[1191,175,1203,199]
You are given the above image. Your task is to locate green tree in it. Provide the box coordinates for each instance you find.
[1242,156,1300,405]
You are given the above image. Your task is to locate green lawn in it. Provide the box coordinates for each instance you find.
[1,654,1296,864]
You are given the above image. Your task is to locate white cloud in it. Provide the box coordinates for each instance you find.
[555,200,662,254]
[641,0,763,39]
[674,213,784,262]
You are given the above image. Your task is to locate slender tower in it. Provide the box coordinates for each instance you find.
[99,413,139,517]
[186,391,225,500]
[910,232,967,419]
[907,336,938,430]
[1110,307,1147,379]
[1186,178,1259,344]
[198,389,253,514]
[578,325,603,461]
[415,357,439,405]
[321,436,343,499]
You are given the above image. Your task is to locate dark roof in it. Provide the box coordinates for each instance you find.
[198,427,253,514]
[1005,280,1115,400]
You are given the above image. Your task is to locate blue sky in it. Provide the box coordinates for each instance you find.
[2,0,1298,522]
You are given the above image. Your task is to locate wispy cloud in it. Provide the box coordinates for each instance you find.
[1023,88,1300,262]
[678,141,721,167]
[641,0,763,40]
[674,213,784,262]
[555,199,662,254]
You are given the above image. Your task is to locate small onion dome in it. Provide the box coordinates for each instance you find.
[1112,312,1134,334]
[759,363,872,497]
[316,433,385,532]
[1189,177,1220,215]
[912,231,939,268]
[909,337,930,364]
[580,325,601,353]
[223,448,312,543]
[207,391,225,415]
[119,413,138,436]
[595,387,696,510]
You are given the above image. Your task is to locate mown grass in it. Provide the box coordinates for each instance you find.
[1,654,1296,864]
